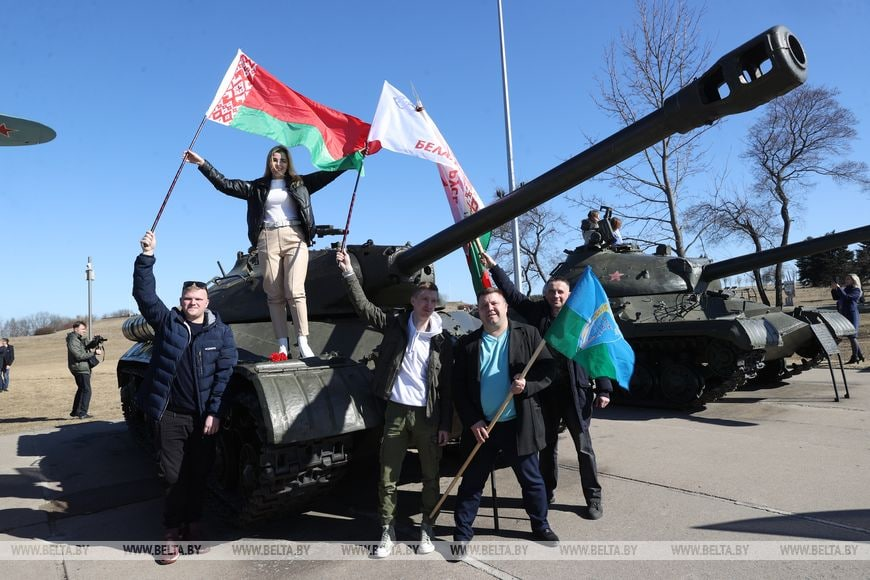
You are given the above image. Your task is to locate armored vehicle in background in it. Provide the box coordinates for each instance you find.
[117,26,809,522]
[553,209,867,408]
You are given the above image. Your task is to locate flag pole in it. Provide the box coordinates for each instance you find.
[496,0,523,288]
[340,160,365,250]
[429,337,548,521]
[150,116,207,232]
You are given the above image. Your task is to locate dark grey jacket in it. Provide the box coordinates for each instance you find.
[342,273,453,431]
[66,333,95,375]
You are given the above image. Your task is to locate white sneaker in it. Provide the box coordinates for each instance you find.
[418,523,435,555]
[374,525,394,559]
[297,335,315,358]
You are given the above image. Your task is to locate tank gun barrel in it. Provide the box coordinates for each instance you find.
[699,225,870,284]
[394,25,807,276]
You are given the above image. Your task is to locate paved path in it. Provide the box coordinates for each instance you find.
[1,367,868,579]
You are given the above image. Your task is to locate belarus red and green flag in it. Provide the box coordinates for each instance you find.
[206,50,370,172]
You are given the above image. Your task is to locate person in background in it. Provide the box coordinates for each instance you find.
[610,217,624,245]
[581,210,600,244]
[480,251,612,520]
[66,323,102,419]
[134,230,238,565]
[452,288,558,547]
[185,147,344,359]
[832,273,864,364]
[336,249,452,558]
[0,338,13,392]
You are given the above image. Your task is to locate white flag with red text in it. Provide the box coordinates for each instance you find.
[367,81,492,294]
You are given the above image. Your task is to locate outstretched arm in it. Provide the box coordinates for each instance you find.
[336,249,388,330]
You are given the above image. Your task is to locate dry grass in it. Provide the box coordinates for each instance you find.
[0,317,128,435]
[0,287,866,436]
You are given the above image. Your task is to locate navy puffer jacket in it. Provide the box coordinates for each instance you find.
[133,254,238,422]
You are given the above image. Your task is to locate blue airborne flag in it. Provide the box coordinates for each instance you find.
[544,266,635,388]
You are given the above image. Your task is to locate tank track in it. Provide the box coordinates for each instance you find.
[208,388,356,526]
[118,368,357,525]
[617,337,761,410]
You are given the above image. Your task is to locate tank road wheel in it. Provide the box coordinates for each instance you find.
[754,358,788,385]
[627,362,657,400]
[659,362,704,408]
[119,370,154,450]
[210,388,268,524]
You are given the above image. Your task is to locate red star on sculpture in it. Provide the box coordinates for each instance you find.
[609,270,625,281]
[0,123,16,138]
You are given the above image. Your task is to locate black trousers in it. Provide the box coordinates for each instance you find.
[156,411,216,529]
[539,383,601,503]
[70,373,92,417]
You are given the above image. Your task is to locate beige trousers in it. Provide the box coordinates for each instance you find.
[257,225,309,338]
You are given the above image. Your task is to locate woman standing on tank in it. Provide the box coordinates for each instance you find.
[831,273,864,364]
[184,146,344,358]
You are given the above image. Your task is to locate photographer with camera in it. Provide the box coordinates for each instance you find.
[66,321,104,419]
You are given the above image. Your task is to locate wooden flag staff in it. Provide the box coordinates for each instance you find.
[428,337,548,521]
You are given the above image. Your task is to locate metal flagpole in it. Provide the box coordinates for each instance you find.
[150,116,207,232]
[340,163,365,250]
[497,0,523,288]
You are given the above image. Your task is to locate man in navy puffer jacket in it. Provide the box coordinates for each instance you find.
[133,230,237,564]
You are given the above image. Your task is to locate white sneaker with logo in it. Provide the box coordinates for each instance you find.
[374,525,394,559]
[418,523,435,555]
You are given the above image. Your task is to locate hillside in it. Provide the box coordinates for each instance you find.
[0,317,128,435]
[0,287,866,436]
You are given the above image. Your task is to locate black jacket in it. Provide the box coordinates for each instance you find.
[0,345,12,369]
[198,160,344,248]
[342,274,453,431]
[453,321,553,456]
[489,265,613,431]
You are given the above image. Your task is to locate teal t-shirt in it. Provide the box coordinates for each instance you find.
[480,330,515,422]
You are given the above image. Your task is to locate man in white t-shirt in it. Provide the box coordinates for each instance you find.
[337,249,453,558]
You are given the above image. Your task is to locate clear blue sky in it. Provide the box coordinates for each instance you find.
[2,0,868,320]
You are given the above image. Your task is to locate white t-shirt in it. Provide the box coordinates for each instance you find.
[389,313,443,407]
[263,179,299,224]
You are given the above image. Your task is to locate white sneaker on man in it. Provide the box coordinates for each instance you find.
[374,525,394,559]
[418,523,435,555]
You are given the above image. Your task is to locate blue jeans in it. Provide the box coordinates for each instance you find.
[453,419,549,541]
[0,368,8,390]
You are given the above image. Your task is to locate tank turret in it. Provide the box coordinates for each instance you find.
[549,207,866,408]
[118,26,811,522]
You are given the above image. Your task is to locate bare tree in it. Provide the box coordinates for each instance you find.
[743,84,870,306]
[574,0,713,256]
[685,189,782,304]
[488,190,569,295]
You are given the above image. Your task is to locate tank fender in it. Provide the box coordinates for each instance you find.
[234,359,383,446]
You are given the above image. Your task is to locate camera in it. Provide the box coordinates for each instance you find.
[88,335,108,349]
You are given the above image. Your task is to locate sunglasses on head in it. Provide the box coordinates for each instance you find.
[182,281,208,290]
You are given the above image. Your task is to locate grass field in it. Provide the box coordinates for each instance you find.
[0,286,866,436]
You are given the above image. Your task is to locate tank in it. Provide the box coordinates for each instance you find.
[117,26,809,522]
[552,207,866,408]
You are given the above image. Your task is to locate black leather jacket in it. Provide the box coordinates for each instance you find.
[198,160,343,248]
